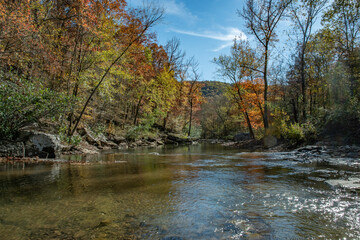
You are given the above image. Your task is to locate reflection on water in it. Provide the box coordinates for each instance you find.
[0,144,359,239]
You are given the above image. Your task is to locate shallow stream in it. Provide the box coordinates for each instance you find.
[0,144,359,239]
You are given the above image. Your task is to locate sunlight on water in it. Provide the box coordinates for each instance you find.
[0,144,359,239]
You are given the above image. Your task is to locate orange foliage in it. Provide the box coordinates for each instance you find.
[233,78,265,129]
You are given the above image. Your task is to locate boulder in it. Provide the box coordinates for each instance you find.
[24,131,61,158]
[110,135,126,145]
[167,134,192,144]
[82,127,101,146]
[156,140,164,145]
[72,141,99,154]
[118,142,128,149]
[234,133,252,142]
[264,135,278,148]
[97,134,118,149]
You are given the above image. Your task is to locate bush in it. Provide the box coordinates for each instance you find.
[0,78,69,140]
[125,124,157,141]
[269,108,318,146]
[285,123,305,145]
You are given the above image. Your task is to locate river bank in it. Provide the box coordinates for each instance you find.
[0,126,197,159]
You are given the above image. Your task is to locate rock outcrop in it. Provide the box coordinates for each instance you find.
[0,131,61,158]
[24,131,61,158]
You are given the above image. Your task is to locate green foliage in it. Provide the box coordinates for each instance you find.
[59,127,82,146]
[90,123,106,138]
[321,98,360,139]
[125,124,158,141]
[200,95,241,139]
[269,108,318,146]
[200,81,229,97]
[285,123,305,145]
[0,77,69,140]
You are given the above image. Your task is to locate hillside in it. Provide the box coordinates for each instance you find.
[200,81,229,97]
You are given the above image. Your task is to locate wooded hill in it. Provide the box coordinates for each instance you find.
[2,0,360,148]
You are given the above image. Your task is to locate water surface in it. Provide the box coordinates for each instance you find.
[0,144,359,239]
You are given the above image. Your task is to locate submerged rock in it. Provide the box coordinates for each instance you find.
[326,178,360,190]
[162,237,183,240]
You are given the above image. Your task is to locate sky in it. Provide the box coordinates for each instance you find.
[127,0,248,81]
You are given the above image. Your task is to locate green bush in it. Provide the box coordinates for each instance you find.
[285,123,305,145]
[0,78,69,140]
[125,124,156,141]
[269,108,318,146]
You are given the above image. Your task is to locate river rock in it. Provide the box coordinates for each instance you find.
[167,135,192,144]
[234,133,252,142]
[326,178,360,190]
[156,140,164,145]
[109,135,126,144]
[0,141,25,157]
[72,141,99,155]
[118,142,128,149]
[81,127,101,146]
[162,237,183,240]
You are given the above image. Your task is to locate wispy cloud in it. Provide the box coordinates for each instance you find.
[163,0,198,22]
[128,0,197,22]
[172,27,247,51]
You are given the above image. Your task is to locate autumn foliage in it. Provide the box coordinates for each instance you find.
[0,0,203,140]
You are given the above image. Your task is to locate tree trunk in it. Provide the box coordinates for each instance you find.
[300,48,307,122]
[243,111,255,139]
[263,45,269,129]
[235,87,255,139]
[188,99,193,137]
[133,95,143,125]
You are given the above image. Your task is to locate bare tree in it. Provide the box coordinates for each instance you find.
[165,37,186,78]
[239,0,291,129]
[290,0,328,121]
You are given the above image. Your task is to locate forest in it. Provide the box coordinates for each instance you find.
[1,0,360,149]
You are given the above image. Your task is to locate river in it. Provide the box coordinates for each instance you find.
[0,144,359,239]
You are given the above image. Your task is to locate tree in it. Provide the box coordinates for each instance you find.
[68,2,164,137]
[290,0,328,121]
[322,0,360,97]
[239,0,291,129]
[214,40,261,138]
[185,61,203,137]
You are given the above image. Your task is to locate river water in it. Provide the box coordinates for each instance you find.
[0,144,359,239]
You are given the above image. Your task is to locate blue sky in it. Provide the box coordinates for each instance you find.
[128,0,248,81]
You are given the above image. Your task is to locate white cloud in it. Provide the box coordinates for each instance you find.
[128,0,197,22]
[163,0,198,22]
[172,27,247,51]
[213,42,234,52]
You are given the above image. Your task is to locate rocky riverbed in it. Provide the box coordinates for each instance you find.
[276,145,360,191]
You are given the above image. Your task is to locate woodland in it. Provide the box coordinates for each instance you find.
[1,0,360,148]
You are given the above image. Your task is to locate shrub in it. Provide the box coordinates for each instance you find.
[285,123,305,145]
[0,78,69,140]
